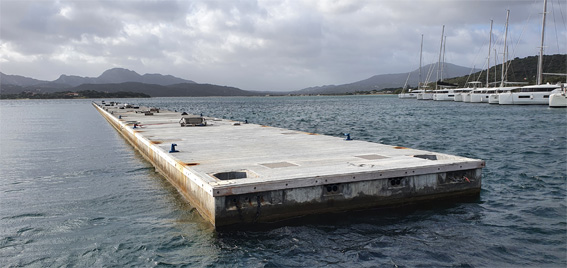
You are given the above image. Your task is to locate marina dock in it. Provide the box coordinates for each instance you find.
[93,101,484,228]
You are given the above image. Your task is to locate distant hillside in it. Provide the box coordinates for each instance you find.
[444,54,566,87]
[1,67,196,88]
[73,82,257,97]
[0,68,261,97]
[0,83,73,94]
[53,75,97,87]
[53,68,196,86]
[1,90,150,99]
[0,73,46,86]
[1,82,258,97]
[294,63,479,95]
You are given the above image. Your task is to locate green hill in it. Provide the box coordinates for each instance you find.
[73,82,257,97]
[443,54,566,87]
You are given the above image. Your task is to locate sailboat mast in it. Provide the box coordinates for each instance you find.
[419,34,423,90]
[487,19,493,88]
[442,36,446,81]
[501,10,509,87]
[537,0,547,85]
[494,48,498,84]
[436,25,445,89]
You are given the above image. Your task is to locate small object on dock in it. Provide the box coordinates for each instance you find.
[169,143,179,153]
[180,116,207,127]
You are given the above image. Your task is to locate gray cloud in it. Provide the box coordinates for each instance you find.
[1,0,565,91]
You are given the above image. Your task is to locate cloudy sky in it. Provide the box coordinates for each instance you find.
[1,0,565,91]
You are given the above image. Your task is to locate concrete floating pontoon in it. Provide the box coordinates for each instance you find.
[93,102,484,228]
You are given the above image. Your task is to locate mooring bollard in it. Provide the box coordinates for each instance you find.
[169,143,179,153]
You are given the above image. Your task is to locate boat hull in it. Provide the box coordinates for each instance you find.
[454,93,464,102]
[549,93,567,107]
[470,94,491,103]
[398,93,417,99]
[499,92,552,105]
[433,94,455,101]
[417,93,433,100]
[488,94,499,104]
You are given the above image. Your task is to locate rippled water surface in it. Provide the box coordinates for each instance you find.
[1,96,565,267]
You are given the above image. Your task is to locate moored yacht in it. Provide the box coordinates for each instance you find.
[488,87,519,104]
[498,83,561,105]
[548,84,567,108]
[417,89,434,100]
[453,88,473,102]
[499,0,564,105]
[469,89,485,103]
[498,0,565,105]
[398,90,417,99]
[463,91,472,102]
[433,89,456,101]
[414,35,433,101]
[470,88,497,103]
[398,72,416,99]
[460,82,482,103]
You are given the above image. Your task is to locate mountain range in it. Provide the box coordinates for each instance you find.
[5,55,560,97]
[0,68,258,97]
[1,67,195,87]
[1,64,474,96]
[293,63,479,95]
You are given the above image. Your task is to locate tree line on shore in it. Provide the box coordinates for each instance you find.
[0,90,150,99]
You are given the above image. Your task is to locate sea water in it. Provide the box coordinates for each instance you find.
[1,96,565,267]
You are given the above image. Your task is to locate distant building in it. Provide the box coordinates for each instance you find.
[65,92,80,97]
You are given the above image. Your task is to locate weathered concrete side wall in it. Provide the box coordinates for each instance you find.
[215,169,481,226]
[92,103,217,225]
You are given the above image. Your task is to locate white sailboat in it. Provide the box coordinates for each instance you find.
[411,34,435,100]
[463,92,472,102]
[489,10,518,105]
[398,72,416,99]
[398,91,417,99]
[470,87,496,103]
[454,82,480,102]
[467,20,494,104]
[499,0,564,105]
[549,83,567,107]
[433,88,457,101]
[461,21,493,104]
[431,26,457,101]
[453,88,472,102]
[499,84,562,105]
[488,86,520,104]
[416,88,433,100]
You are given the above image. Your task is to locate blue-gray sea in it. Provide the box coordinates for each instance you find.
[1,95,565,267]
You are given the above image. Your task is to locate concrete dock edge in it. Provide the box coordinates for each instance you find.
[93,102,484,228]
